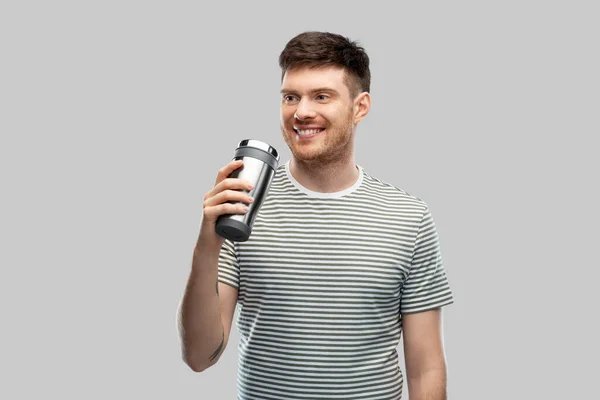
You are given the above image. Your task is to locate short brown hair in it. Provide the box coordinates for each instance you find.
[278,31,371,99]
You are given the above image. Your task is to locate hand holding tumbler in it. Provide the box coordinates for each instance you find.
[215,139,279,242]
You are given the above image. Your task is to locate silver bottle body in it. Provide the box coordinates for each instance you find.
[225,155,275,228]
[215,139,279,242]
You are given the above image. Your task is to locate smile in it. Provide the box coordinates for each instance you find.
[293,127,325,139]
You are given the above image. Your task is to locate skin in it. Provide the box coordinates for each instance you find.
[279,65,370,193]
[279,65,449,399]
[403,309,449,399]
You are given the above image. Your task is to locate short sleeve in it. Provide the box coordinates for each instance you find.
[400,206,454,314]
[218,239,240,289]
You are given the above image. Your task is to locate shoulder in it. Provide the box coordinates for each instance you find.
[359,166,429,213]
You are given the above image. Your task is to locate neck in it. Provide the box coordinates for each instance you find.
[289,156,359,193]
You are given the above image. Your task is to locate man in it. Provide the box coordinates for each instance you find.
[178,31,454,400]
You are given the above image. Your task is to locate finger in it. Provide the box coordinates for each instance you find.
[203,202,250,222]
[204,189,254,209]
[214,159,244,186]
[204,177,254,202]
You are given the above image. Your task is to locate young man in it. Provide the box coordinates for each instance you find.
[179,31,454,400]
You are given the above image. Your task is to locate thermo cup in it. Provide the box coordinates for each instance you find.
[215,139,280,242]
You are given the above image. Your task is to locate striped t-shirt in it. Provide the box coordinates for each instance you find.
[218,159,454,400]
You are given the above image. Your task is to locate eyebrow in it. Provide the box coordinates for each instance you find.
[280,87,340,95]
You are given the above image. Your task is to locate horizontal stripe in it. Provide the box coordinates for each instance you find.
[219,160,453,399]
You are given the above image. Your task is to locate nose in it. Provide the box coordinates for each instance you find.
[294,98,317,121]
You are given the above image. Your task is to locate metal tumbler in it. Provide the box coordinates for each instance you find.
[215,139,280,242]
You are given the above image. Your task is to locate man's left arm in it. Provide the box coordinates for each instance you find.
[402,307,448,400]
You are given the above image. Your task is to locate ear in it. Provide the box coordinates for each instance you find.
[353,92,371,125]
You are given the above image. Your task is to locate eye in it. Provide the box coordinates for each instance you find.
[316,94,330,101]
[283,95,298,103]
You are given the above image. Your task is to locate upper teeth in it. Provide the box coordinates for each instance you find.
[296,128,323,135]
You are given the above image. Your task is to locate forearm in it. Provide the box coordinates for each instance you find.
[177,242,224,372]
[406,367,447,400]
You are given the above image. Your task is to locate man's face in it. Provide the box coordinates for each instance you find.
[279,66,357,165]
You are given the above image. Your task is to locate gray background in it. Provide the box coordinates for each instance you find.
[1,0,598,399]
